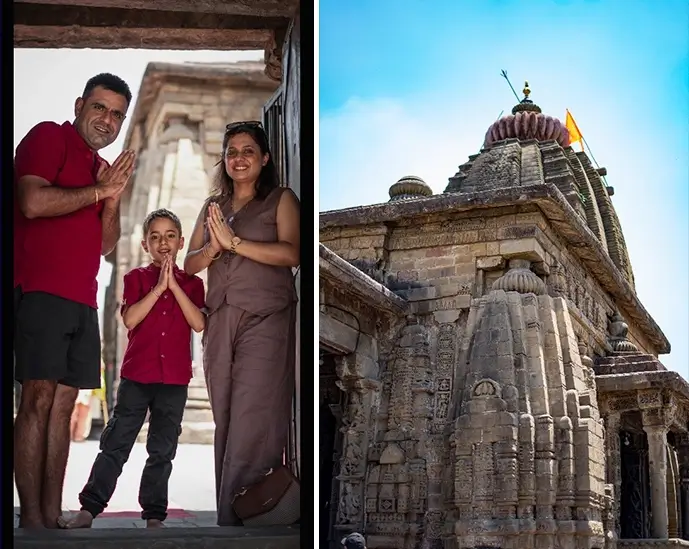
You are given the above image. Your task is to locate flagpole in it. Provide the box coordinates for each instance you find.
[581,137,608,186]
[566,109,608,185]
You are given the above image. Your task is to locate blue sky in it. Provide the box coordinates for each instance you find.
[319,0,689,374]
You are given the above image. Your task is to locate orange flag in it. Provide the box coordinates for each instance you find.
[565,109,584,150]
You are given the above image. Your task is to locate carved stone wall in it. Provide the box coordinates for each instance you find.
[320,271,402,548]
[320,206,655,358]
[319,253,613,548]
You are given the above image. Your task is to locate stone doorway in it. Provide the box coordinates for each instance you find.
[320,351,346,549]
[620,427,652,538]
[14,4,301,545]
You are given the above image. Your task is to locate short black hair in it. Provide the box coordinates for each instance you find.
[142,209,182,237]
[83,73,132,105]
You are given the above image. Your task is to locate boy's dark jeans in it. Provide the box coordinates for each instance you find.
[79,378,188,521]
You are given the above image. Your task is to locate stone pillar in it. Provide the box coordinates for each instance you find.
[644,424,669,538]
[682,478,689,540]
[677,434,689,540]
[334,371,379,535]
[605,412,622,536]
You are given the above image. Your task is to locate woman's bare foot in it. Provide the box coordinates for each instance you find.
[57,510,94,529]
[146,519,164,528]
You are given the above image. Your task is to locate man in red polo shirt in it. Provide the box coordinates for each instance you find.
[59,208,205,529]
[14,73,136,529]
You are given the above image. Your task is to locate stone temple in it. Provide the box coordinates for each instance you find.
[318,86,688,549]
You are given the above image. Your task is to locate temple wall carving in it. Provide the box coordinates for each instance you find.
[320,207,656,360]
[320,207,677,547]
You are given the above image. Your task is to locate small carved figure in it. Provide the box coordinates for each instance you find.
[473,380,496,397]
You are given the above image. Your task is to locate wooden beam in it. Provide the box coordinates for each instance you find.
[14,25,272,50]
[13,0,298,18]
[14,4,289,32]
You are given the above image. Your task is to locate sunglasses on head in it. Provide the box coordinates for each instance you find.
[225,120,263,133]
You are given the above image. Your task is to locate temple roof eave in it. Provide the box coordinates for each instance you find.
[319,244,408,317]
[596,370,689,405]
[319,183,670,354]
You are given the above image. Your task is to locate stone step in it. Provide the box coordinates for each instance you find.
[189,376,208,388]
[188,386,210,401]
[14,526,300,549]
[186,399,212,410]
[182,408,214,423]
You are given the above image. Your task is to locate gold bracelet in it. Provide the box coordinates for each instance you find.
[202,244,222,261]
[94,188,99,205]
[152,288,161,298]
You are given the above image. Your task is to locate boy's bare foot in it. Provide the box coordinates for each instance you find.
[57,510,94,529]
[146,519,164,528]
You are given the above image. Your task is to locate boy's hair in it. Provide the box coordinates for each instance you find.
[142,209,182,237]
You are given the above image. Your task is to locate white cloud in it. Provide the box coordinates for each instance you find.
[319,96,496,210]
[319,96,688,375]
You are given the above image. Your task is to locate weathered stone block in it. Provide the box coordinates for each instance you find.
[477,255,506,271]
[499,238,546,263]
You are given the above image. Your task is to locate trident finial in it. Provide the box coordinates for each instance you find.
[523,81,531,99]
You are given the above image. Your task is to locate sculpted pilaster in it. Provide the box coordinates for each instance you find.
[604,412,622,537]
[677,434,689,540]
[642,418,669,538]
[335,374,381,533]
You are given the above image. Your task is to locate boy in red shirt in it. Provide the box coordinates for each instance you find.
[59,208,206,529]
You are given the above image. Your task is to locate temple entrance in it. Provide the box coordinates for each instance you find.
[620,427,651,539]
[320,351,345,549]
[14,4,301,546]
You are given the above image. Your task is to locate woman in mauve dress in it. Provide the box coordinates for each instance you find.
[184,121,300,526]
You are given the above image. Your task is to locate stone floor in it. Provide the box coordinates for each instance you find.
[14,526,301,549]
[618,541,689,548]
[13,440,301,547]
[13,509,220,529]
[14,440,217,517]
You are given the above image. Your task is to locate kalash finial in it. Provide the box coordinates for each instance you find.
[512,79,542,115]
[523,81,531,99]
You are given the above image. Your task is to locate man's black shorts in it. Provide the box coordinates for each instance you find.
[14,286,101,389]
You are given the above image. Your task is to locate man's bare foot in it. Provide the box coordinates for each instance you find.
[41,507,64,529]
[146,519,165,528]
[42,517,61,529]
[18,516,46,529]
[57,510,94,529]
